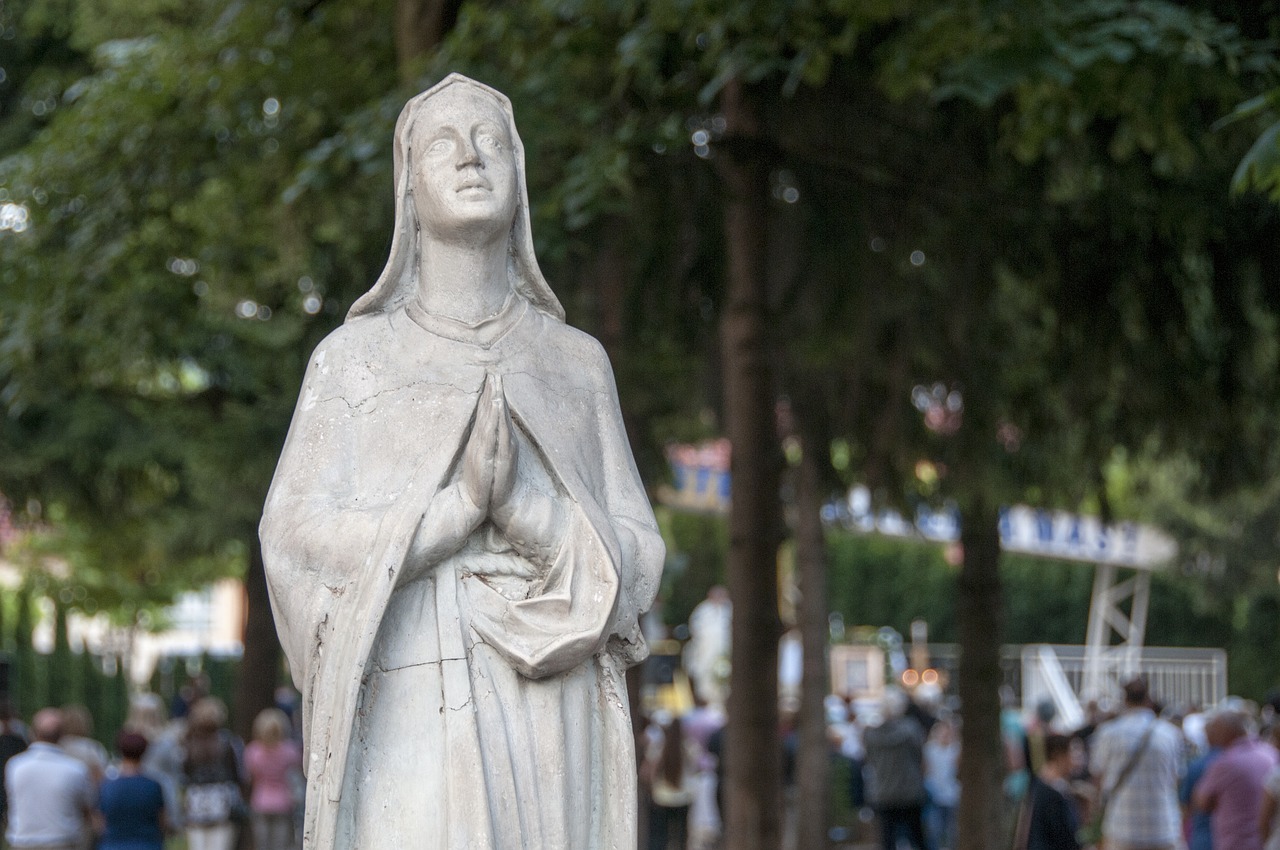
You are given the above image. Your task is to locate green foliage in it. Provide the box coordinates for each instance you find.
[1228,592,1280,699]
[1230,117,1280,197]
[611,0,900,103]
[0,0,92,154]
[0,0,400,611]
[843,0,1280,551]
[883,1,1268,108]
[656,508,728,627]
[0,583,128,735]
[828,533,957,639]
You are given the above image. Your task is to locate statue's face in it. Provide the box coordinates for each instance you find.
[409,84,518,243]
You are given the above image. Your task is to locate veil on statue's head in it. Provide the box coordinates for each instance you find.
[347,73,565,323]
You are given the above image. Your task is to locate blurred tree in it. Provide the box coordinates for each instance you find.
[856,6,1280,843]
[0,0,91,155]
[0,0,407,734]
[620,2,1280,845]
[13,582,37,713]
[1214,0,1280,197]
[786,385,836,850]
[50,596,70,704]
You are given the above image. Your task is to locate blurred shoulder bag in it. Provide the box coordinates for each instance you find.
[1077,717,1157,849]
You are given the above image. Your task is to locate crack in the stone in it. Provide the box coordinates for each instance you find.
[504,368,611,400]
[375,656,467,673]
[314,375,485,411]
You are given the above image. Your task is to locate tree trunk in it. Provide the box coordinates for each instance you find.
[232,537,281,741]
[14,584,33,713]
[718,78,783,850]
[590,220,628,355]
[955,497,1005,850]
[793,394,831,850]
[588,217,655,479]
[51,598,71,705]
[394,0,464,85]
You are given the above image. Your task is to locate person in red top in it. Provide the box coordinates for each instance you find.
[243,709,301,850]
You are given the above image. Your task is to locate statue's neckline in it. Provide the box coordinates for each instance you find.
[405,291,526,349]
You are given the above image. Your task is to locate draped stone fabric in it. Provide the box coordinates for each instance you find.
[259,74,664,850]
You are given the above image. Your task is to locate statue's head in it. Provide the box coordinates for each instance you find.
[348,74,563,322]
[407,80,518,246]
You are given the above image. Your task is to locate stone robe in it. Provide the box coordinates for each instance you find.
[260,294,664,850]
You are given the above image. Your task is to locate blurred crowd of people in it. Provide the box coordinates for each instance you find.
[826,684,959,850]
[637,697,725,850]
[639,674,1280,850]
[6,670,1280,850]
[1001,677,1280,850]
[634,683,964,850]
[0,682,304,850]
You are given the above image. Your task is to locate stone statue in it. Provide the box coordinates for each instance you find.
[260,73,665,850]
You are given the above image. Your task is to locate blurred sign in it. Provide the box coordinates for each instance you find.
[825,486,1176,570]
[998,505,1176,568]
[830,644,886,699]
[657,439,731,514]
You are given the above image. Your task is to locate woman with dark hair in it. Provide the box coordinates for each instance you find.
[124,693,183,834]
[1018,734,1082,850]
[98,731,167,850]
[645,716,696,850]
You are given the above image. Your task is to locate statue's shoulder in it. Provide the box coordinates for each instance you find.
[309,312,394,366]
[517,313,616,396]
[304,314,398,383]
[530,311,613,373]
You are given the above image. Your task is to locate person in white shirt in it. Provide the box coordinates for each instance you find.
[6,708,95,850]
[1089,678,1184,850]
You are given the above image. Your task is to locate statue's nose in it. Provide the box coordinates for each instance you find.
[457,139,483,169]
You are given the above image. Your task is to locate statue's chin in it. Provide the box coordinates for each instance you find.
[417,205,517,246]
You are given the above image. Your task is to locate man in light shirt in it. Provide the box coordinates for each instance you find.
[5,708,95,850]
[1090,678,1185,850]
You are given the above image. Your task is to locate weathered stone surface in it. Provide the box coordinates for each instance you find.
[260,74,664,850]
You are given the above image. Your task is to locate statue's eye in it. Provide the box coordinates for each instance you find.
[478,133,503,151]
[427,138,453,155]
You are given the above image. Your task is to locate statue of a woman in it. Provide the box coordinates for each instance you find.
[260,73,664,850]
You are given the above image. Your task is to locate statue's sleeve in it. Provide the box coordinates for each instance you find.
[590,343,666,665]
[259,336,388,696]
[260,330,479,705]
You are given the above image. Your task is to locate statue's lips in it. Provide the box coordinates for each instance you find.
[456,180,491,195]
